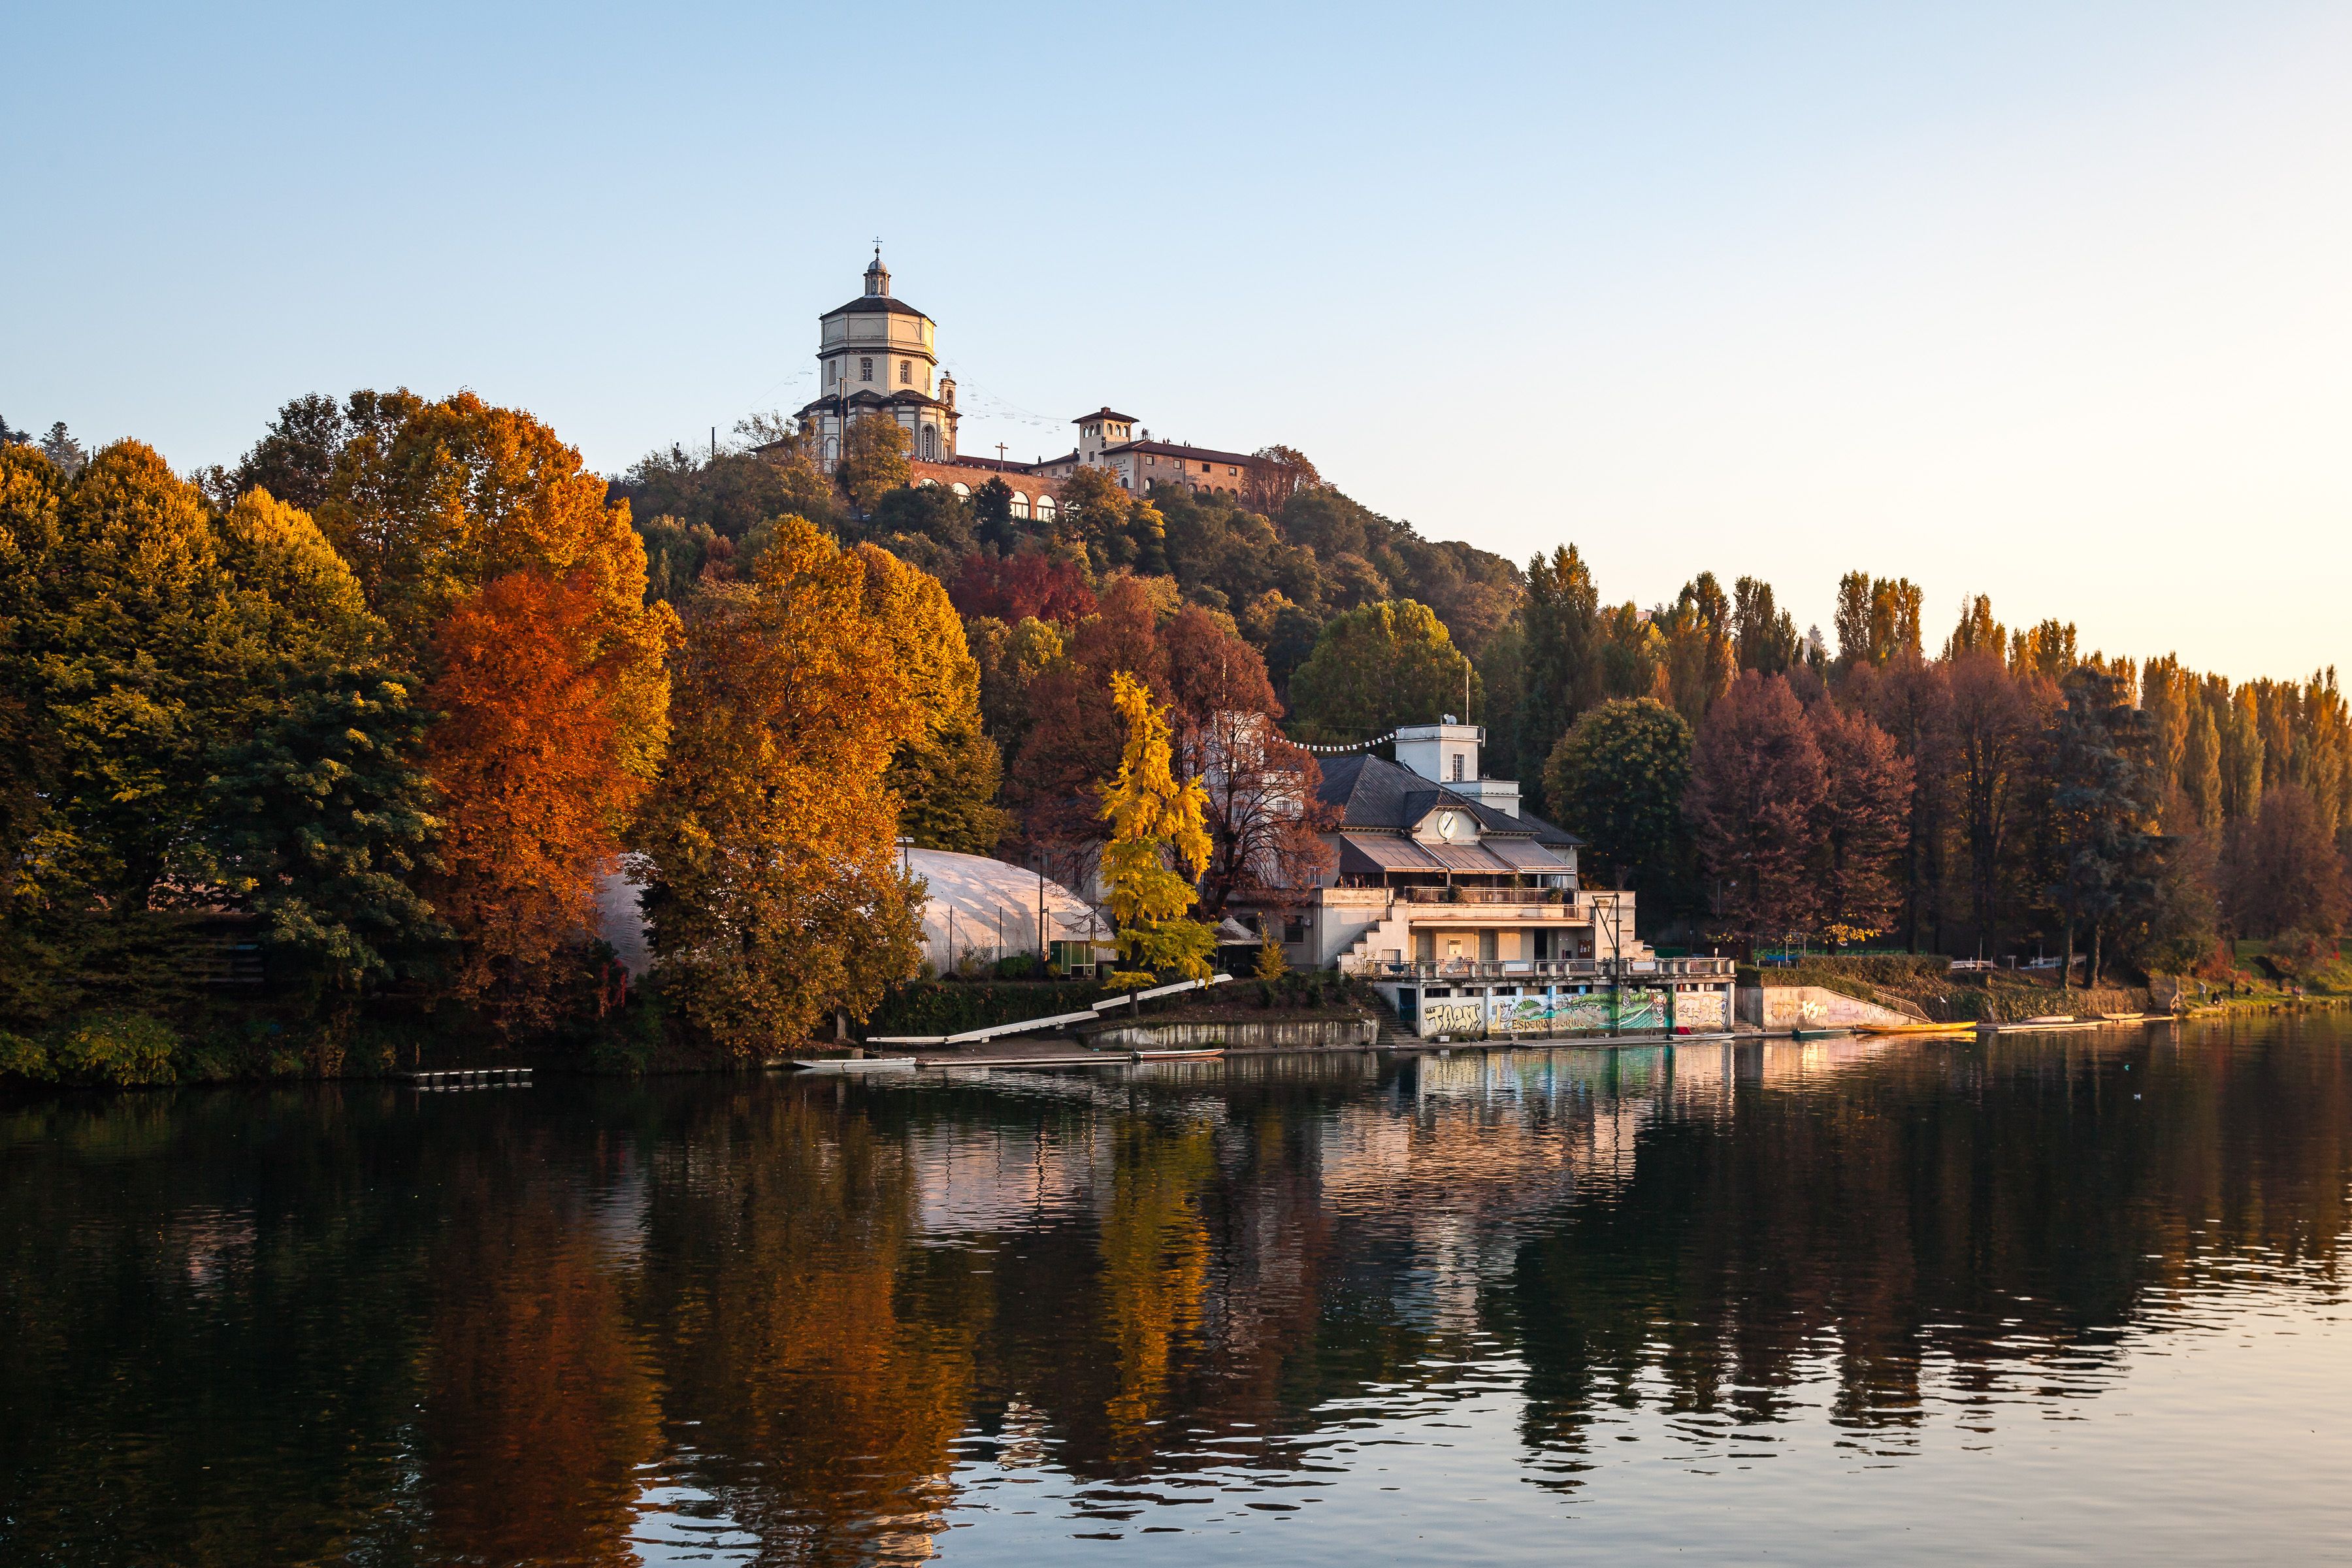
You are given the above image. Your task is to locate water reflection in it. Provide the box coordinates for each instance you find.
[2,1019,2349,1563]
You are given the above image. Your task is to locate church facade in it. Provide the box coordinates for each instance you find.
[791,253,1269,507]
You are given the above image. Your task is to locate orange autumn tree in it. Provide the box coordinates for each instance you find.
[423,572,655,1020]
[640,516,925,1053]
[318,392,678,1019]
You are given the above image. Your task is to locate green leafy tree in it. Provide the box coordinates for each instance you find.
[1543,698,1691,906]
[1288,600,1478,743]
[615,443,841,543]
[203,668,444,994]
[1835,572,1924,668]
[1055,466,1133,569]
[1516,545,1604,813]
[21,442,241,906]
[1731,576,1801,675]
[218,392,353,513]
[864,483,973,573]
[1657,573,1737,728]
[1098,672,1215,978]
[834,417,912,512]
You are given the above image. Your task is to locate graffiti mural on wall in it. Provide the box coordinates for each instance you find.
[1421,1002,1486,1037]
[1676,991,1729,1031]
[1416,988,1733,1039]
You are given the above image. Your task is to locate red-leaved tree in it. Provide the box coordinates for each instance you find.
[1162,606,1335,913]
[1686,672,1827,947]
[1810,701,1913,940]
[949,551,1097,627]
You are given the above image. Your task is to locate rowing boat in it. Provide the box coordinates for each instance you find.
[1130,1047,1226,1063]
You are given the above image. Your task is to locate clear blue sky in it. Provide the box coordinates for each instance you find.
[7,3,2348,681]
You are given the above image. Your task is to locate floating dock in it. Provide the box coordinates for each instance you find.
[404,1068,533,1089]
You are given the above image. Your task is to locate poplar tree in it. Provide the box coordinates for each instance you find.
[1516,546,1603,812]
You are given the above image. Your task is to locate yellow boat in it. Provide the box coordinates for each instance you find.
[1854,1021,1977,1036]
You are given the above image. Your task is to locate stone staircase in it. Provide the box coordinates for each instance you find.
[1365,991,1423,1050]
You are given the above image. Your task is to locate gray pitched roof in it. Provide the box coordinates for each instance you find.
[1313,754,1580,846]
[825,295,931,320]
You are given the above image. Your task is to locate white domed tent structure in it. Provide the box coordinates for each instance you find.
[592,849,1109,980]
[907,847,1107,975]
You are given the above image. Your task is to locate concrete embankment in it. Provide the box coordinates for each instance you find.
[1082,1017,1377,1053]
[1738,985,1919,1032]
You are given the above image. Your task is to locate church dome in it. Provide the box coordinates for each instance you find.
[826,247,931,321]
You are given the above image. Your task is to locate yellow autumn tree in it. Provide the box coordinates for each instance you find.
[1097,670,1214,981]
[640,516,925,1053]
[852,542,1009,853]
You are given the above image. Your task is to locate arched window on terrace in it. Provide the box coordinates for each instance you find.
[1034,493,1056,523]
[1010,491,1030,520]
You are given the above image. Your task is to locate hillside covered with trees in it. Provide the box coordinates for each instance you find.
[2,391,2343,1085]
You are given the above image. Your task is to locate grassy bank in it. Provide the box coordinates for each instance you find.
[1739,955,2153,1022]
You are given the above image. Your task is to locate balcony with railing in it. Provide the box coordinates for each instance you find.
[1394,886,1579,906]
[1352,956,1737,983]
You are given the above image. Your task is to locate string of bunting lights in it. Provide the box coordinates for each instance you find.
[1292,730,1401,756]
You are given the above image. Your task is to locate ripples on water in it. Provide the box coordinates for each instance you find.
[3,1017,2350,1564]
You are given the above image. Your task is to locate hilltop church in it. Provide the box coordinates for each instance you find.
[787,252,1269,513]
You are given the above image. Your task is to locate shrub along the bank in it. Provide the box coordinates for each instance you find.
[862,980,1114,1039]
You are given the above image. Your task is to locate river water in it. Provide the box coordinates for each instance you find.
[4,1017,2349,1565]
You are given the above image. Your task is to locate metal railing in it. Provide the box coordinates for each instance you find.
[1395,887,1577,906]
[1350,956,1736,982]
